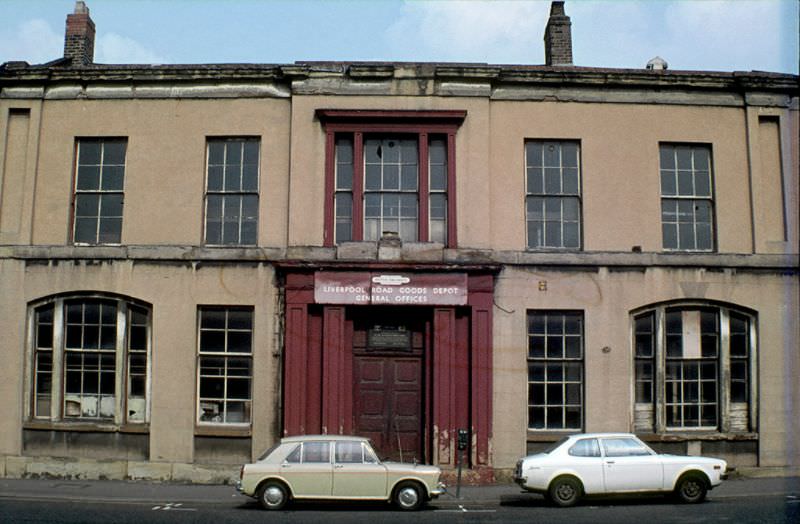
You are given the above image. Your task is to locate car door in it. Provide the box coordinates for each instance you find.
[600,437,664,492]
[331,440,388,498]
[565,438,604,494]
[279,441,333,498]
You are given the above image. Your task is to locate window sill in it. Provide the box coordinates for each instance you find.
[24,420,149,434]
[526,430,578,441]
[71,242,123,247]
[525,248,583,253]
[638,432,758,442]
[203,244,258,248]
[194,425,252,438]
[661,249,716,254]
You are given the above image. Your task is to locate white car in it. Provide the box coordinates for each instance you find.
[237,435,445,510]
[514,433,728,507]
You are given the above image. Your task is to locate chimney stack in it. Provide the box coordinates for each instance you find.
[64,1,95,66]
[544,1,573,66]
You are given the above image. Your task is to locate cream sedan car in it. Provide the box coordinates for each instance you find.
[514,433,728,507]
[237,435,445,510]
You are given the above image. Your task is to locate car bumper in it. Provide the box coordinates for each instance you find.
[430,482,447,498]
[720,465,734,481]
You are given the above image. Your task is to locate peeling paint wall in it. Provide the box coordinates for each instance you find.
[0,258,280,464]
[492,265,799,470]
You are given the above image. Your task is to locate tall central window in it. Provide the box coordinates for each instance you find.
[363,137,419,241]
[319,109,465,247]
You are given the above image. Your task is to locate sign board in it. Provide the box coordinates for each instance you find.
[314,271,468,306]
[367,327,412,349]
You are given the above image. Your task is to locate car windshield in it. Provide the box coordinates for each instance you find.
[542,437,570,454]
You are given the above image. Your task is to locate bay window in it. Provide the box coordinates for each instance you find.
[29,295,150,425]
[633,303,756,434]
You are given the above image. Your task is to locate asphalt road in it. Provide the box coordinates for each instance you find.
[0,476,797,523]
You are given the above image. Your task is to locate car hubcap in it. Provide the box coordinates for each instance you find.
[683,481,700,498]
[557,483,575,501]
[398,487,418,507]
[264,486,284,506]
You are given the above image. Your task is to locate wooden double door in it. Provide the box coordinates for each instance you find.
[352,308,428,462]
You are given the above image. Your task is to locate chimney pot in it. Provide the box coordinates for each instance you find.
[64,1,95,66]
[544,1,573,66]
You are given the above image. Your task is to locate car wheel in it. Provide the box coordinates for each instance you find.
[393,481,424,511]
[675,474,708,504]
[548,476,582,507]
[257,480,289,510]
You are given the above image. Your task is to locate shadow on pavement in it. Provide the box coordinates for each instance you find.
[235,498,439,512]
[500,492,729,508]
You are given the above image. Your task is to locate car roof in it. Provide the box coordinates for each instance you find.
[565,433,638,440]
[280,434,370,444]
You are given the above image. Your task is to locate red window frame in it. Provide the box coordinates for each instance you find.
[317,110,466,248]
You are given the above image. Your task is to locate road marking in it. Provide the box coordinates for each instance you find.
[435,505,496,513]
[151,502,197,512]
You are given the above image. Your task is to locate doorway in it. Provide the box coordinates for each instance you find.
[352,307,429,462]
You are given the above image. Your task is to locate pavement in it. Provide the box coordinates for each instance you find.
[0,477,522,505]
[0,476,798,506]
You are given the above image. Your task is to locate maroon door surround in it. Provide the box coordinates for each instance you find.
[282,268,495,478]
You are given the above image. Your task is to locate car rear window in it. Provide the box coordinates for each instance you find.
[257,442,281,461]
[569,438,600,457]
[285,444,301,463]
[542,437,569,454]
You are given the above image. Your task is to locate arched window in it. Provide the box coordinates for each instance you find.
[28,294,151,425]
[632,302,755,434]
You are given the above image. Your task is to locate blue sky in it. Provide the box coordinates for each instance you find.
[1,0,797,74]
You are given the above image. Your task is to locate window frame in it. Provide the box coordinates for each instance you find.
[631,302,758,435]
[659,143,716,252]
[318,109,465,248]
[526,310,585,432]
[71,138,128,245]
[203,137,260,246]
[524,139,582,250]
[25,294,151,428]
[196,306,254,427]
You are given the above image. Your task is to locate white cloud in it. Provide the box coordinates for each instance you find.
[0,17,166,66]
[96,33,167,64]
[0,19,62,64]
[387,0,550,63]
